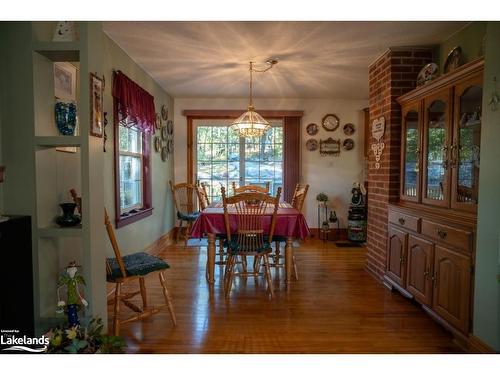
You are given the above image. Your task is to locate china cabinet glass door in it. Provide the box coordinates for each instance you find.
[422,91,450,207]
[401,105,421,201]
[451,75,483,212]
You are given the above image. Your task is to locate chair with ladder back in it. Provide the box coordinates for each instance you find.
[222,186,281,299]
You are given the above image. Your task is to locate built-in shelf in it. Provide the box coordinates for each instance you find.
[32,41,80,62]
[35,136,81,147]
[38,224,83,238]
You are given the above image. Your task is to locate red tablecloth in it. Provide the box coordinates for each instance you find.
[190,201,310,240]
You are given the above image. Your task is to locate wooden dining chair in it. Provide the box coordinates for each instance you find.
[222,186,281,299]
[195,182,227,272]
[104,209,176,336]
[231,181,270,195]
[270,183,309,280]
[169,181,199,246]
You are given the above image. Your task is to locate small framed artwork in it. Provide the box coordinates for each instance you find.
[54,62,77,101]
[319,137,341,156]
[89,73,104,138]
[343,123,355,136]
[306,123,319,136]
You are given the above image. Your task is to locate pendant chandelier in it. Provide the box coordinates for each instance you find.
[230,60,277,138]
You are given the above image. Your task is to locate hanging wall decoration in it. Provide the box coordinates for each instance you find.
[89,73,104,138]
[161,105,168,121]
[342,138,354,151]
[371,116,386,169]
[306,139,318,151]
[319,137,341,156]
[343,123,355,136]
[52,22,79,42]
[103,112,108,152]
[306,123,319,136]
[321,114,340,132]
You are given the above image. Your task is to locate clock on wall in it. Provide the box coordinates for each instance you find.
[321,114,340,132]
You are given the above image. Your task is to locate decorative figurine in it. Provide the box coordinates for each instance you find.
[57,261,88,327]
[351,182,366,206]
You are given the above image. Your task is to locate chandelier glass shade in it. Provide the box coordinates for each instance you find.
[230,61,274,138]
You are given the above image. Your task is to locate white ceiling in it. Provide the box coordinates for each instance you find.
[103,21,467,100]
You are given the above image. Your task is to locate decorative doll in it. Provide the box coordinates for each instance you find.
[56,261,88,327]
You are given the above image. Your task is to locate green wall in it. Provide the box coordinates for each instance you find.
[474,21,500,351]
[102,34,175,256]
[439,22,486,72]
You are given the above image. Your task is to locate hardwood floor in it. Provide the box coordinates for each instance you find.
[108,238,461,353]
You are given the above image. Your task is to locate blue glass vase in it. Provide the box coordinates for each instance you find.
[67,304,80,327]
[55,101,77,136]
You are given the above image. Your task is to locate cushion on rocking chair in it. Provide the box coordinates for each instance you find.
[107,252,170,282]
[177,211,200,221]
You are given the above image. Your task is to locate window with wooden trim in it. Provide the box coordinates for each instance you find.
[195,119,283,201]
[114,117,153,228]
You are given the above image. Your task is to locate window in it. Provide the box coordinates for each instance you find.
[119,125,143,212]
[114,118,152,228]
[195,119,283,201]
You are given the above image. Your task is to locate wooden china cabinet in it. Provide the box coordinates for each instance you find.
[384,58,484,346]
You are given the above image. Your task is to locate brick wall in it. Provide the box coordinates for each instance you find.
[365,48,433,280]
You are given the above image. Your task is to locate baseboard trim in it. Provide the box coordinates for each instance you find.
[468,335,497,353]
[145,227,176,256]
[309,227,348,241]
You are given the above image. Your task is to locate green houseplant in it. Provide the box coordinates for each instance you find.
[46,317,125,353]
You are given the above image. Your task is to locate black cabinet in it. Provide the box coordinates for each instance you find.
[0,216,34,337]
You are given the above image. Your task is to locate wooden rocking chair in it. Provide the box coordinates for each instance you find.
[104,209,176,336]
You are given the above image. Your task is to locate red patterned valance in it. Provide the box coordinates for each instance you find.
[112,70,155,133]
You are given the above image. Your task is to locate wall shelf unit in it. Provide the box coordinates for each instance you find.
[35,136,82,147]
[1,22,106,335]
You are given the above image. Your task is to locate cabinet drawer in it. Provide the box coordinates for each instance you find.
[421,220,472,252]
[388,211,420,232]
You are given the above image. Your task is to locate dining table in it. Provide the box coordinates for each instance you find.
[190,201,310,286]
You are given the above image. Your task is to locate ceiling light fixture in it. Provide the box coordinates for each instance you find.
[230,59,278,138]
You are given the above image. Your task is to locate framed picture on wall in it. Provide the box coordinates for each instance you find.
[54,62,77,101]
[89,73,104,138]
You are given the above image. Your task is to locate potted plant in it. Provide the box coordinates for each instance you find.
[46,317,125,353]
[316,192,328,207]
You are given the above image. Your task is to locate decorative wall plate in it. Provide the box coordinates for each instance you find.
[167,139,174,154]
[417,63,439,86]
[166,119,173,135]
[321,114,340,132]
[306,123,319,136]
[343,123,355,136]
[161,146,168,161]
[161,126,168,141]
[155,113,161,130]
[306,139,318,151]
[343,138,354,151]
[444,46,462,74]
[154,136,161,152]
[161,105,168,121]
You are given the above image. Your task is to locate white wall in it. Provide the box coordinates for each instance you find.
[173,97,368,227]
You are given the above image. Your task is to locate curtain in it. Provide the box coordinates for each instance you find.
[112,70,155,133]
[283,116,301,202]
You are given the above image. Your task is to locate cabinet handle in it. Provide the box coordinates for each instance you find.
[442,146,449,170]
[436,229,447,239]
[424,269,430,278]
[398,217,405,225]
[450,144,458,168]
[432,272,438,288]
[399,256,405,265]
